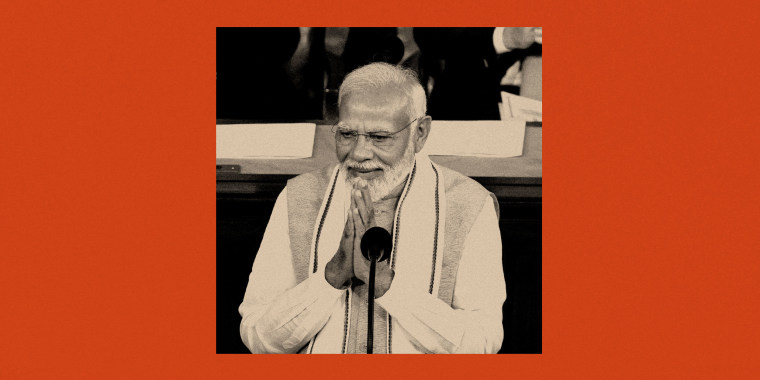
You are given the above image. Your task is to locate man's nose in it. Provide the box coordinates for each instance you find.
[349,135,374,161]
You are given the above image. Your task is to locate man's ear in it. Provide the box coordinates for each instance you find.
[413,116,432,153]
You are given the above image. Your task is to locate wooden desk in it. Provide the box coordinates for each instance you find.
[216,122,542,354]
[217,124,542,198]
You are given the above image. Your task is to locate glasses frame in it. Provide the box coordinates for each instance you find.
[331,117,421,147]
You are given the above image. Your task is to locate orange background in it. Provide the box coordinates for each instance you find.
[2,0,759,378]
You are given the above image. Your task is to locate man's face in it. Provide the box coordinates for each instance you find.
[336,87,417,200]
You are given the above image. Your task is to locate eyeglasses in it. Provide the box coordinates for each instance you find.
[331,117,421,148]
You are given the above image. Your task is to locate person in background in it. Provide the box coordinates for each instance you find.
[216,27,324,120]
[323,27,421,121]
[239,62,506,354]
[414,27,542,120]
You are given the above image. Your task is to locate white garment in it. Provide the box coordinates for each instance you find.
[493,27,525,86]
[239,160,505,354]
[493,27,512,54]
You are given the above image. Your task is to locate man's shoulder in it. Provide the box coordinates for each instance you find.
[436,163,499,220]
[287,164,339,192]
[436,164,488,197]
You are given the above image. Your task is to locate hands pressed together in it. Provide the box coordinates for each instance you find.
[325,181,395,298]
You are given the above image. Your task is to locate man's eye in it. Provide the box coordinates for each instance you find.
[370,135,390,142]
[339,131,356,138]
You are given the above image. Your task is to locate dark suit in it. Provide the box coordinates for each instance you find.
[414,27,541,120]
[216,27,324,121]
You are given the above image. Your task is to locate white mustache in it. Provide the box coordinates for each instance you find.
[345,161,385,171]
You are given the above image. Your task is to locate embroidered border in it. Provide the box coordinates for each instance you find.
[390,162,416,271]
[387,161,440,353]
[313,169,340,274]
[387,161,421,353]
[429,163,440,294]
[342,290,351,353]
[308,168,342,354]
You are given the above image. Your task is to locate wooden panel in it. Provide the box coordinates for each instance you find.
[216,124,542,179]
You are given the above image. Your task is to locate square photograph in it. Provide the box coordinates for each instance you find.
[216,27,542,354]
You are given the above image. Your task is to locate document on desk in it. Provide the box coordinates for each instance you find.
[500,91,542,122]
[216,123,316,159]
[421,119,526,157]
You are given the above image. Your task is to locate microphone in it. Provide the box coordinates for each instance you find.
[360,227,392,262]
[359,226,393,354]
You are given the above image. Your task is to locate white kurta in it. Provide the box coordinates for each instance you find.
[239,166,505,353]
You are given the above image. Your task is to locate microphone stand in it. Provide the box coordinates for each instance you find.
[367,254,378,354]
[360,226,392,355]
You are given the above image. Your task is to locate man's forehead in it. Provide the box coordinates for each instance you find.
[340,90,408,127]
[342,87,407,108]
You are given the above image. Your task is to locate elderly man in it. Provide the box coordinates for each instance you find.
[239,62,506,354]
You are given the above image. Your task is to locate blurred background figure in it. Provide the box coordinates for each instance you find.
[216,27,325,121]
[217,27,420,122]
[414,27,542,120]
[216,27,541,122]
[323,27,421,121]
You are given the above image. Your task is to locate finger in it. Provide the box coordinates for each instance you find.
[358,184,375,225]
[352,206,365,236]
[353,218,367,259]
[358,184,372,209]
[345,201,353,230]
[351,188,369,223]
[353,188,371,227]
[352,206,366,264]
[345,205,354,242]
[347,208,355,270]
[349,189,362,227]
[354,221,363,252]
[353,211,369,258]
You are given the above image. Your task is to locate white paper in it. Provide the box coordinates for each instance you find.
[216,123,316,159]
[501,91,542,122]
[420,120,526,157]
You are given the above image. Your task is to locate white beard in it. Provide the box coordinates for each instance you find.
[342,139,416,202]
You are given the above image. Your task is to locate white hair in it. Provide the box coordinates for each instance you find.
[338,62,426,120]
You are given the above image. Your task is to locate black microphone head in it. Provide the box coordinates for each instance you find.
[360,226,392,262]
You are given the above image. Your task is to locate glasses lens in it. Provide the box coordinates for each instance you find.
[335,129,356,145]
[333,120,414,148]
[369,134,393,147]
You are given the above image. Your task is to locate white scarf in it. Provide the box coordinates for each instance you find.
[304,153,447,353]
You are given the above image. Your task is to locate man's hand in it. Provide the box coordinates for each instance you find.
[502,27,542,50]
[350,182,374,285]
[351,183,394,298]
[324,207,355,289]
